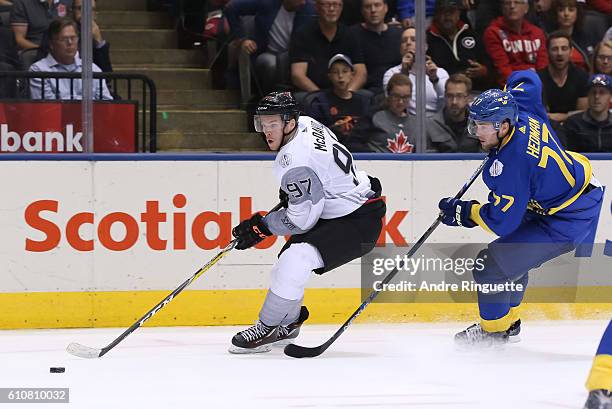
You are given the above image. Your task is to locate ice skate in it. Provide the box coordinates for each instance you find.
[229,321,279,354]
[584,389,612,409]
[455,323,509,347]
[275,306,309,346]
[506,319,521,343]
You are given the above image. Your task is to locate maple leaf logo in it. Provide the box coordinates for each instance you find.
[386,130,414,153]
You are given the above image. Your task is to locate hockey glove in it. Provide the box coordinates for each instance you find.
[232,213,273,250]
[438,198,478,228]
[279,188,289,208]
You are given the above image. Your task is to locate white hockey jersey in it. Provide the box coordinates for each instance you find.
[264,116,375,236]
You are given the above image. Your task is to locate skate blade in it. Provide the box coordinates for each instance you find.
[454,339,509,350]
[272,338,296,347]
[228,344,272,354]
[508,335,521,344]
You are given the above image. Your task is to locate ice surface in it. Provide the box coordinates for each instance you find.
[1,320,607,409]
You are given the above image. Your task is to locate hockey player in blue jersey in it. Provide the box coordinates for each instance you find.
[437,69,604,347]
[585,321,612,408]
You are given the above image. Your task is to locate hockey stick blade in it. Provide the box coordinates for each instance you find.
[284,342,327,358]
[66,342,103,359]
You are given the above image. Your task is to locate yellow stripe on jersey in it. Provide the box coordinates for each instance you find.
[548,151,593,215]
[470,203,494,233]
[481,312,514,333]
[586,354,612,392]
[499,127,515,151]
[509,306,521,323]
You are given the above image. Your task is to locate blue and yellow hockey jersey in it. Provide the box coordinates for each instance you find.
[470,70,593,237]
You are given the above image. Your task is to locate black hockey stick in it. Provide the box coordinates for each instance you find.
[67,202,283,359]
[284,157,490,358]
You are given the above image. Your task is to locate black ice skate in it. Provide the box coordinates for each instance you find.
[229,321,279,354]
[584,389,612,409]
[506,319,521,343]
[276,306,309,346]
[454,323,509,347]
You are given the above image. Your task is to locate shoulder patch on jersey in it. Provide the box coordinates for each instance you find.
[279,153,292,168]
[519,126,526,134]
[489,159,504,177]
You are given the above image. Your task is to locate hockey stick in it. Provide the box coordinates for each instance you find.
[67,203,283,359]
[284,157,490,358]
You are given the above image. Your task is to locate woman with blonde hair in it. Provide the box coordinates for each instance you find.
[592,40,612,76]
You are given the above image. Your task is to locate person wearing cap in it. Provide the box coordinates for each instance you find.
[560,74,612,152]
[306,54,373,151]
[351,0,403,95]
[289,0,367,93]
[426,0,492,91]
[483,0,548,86]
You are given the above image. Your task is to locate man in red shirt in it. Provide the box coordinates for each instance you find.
[483,0,548,85]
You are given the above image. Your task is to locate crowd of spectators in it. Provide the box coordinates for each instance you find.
[0,0,113,100]
[0,0,609,153]
[224,0,611,153]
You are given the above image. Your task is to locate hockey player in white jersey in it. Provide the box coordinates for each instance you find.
[229,91,386,353]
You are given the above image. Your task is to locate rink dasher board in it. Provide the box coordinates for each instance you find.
[0,154,610,329]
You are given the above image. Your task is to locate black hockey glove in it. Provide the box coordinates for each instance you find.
[232,213,273,250]
[438,198,478,228]
[279,188,289,208]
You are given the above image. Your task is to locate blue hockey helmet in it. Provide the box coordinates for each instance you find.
[468,89,518,136]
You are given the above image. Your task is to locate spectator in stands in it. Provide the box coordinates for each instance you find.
[10,0,72,50]
[537,31,588,123]
[561,74,611,152]
[29,17,112,100]
[546,0,598,72]
[383,26,449,116]
[224,0,316,95]
[0,26,18,97]
[483,0,548,86]
[427,0,490,91]
[370,73,416,152]
[71,0,112,73]
[307,54,373,150]
[0,0,14,6]
[533,0,553,26]
[340,0,398,25]
[426,73,479,152]
[352,0,402,95]
[605,27,612,43]
[397,0,435,28]
[290,0,367,93]
[593,40,612,76]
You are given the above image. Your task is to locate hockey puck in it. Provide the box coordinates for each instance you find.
[50,367,65,373]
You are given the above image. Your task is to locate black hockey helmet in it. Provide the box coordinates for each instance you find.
[254,91,300,132]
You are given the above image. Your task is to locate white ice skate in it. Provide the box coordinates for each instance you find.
[455,323,509,347]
